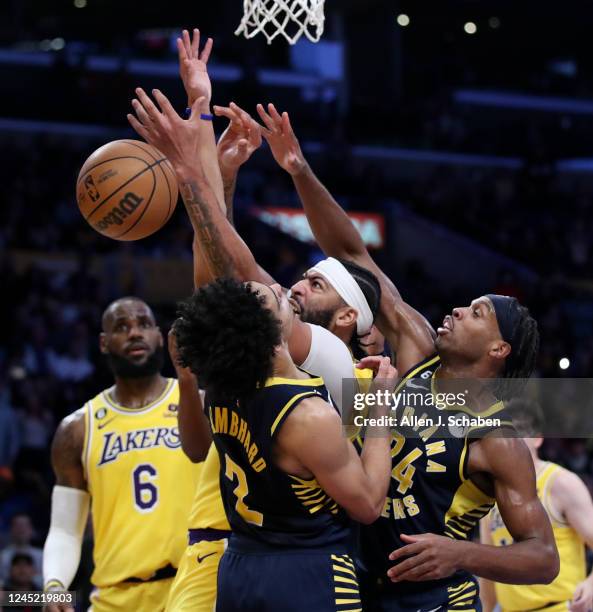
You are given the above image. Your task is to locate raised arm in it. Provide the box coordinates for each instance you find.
[168,328,211,462]
[43,411,90,611]
[255,103,435,374]
[276,356,396,524]
[388,437,559,584]
[128,87,272,287]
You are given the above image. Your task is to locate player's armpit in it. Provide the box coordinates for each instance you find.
[276,397,388,524]
[463,436,559,584]
[51,410,87,490]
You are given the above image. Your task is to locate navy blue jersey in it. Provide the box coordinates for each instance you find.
[208,373,350,550]
[356,355,514,605]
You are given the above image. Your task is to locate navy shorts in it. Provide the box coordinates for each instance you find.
[360,573,482,612]
[216,537,362,612]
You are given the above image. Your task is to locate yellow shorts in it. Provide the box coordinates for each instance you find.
[165,538,228,612]
[89,577,173,611]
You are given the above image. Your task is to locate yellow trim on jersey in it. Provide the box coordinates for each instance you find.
[270,391,320,435]
[101,378,175,413]
[394,356,440,393]
[81,401,92,482]
[540,462,567,526]
[264,375,324,388]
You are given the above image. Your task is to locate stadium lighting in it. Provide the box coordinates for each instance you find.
[464,22,477,35]
[51,38,66,50]
[489,17,500,29]
[39,39,52,51]
[559,357,570,370]
[74,0,87,7]
[396,14,410,27]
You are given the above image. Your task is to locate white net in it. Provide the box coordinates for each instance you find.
[235,0,326,45]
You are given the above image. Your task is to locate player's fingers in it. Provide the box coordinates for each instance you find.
[135,88,161,122]
[182,29,192,58]
[267,103,283,124]
[387,541,424,562]
[191,28,200,58]
[201,37,213,64]
[152,89,178,121]
[282,111,296,138]
[131,98,152,126]
[390,562,435,583]
[176,37,187,63]
[213,105,235,119]
[256,103,277,132]
[386,550,429,580]
[356,355,385,371]
[127,115,152,143]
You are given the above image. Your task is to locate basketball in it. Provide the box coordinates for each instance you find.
[76,139,178,241]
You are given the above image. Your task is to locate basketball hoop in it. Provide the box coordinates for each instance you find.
[235,0,326,45]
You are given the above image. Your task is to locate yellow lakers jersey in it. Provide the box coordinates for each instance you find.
[187,364,374,532]
[489,462,586,611]
[82,378,201,587]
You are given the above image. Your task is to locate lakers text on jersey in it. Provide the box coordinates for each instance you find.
[83,378,201,591]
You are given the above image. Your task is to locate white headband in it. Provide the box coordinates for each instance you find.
[309,257,374,335]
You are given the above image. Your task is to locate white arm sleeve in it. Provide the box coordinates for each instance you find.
[301,323,355,414]
[42,485,90,589]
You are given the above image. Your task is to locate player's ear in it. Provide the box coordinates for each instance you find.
[334,306,357,331]
[99,332,108,354]
[489,340,511,361]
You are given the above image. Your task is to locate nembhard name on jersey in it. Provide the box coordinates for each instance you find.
[354,414,501,428]
[210,406,267,472]
[98,427,181,466]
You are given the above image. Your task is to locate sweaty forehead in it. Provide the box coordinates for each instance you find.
[102,300,154,329]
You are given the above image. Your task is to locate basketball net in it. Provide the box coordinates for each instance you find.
[235,0,325,45]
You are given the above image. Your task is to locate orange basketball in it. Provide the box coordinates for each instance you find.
[76,139,178,241]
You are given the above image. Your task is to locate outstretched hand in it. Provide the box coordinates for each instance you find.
[177,28,213,105]
[127,88,205,179]
[256,103,307,176]
[213,102,263,173]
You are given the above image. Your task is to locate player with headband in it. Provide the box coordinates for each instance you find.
[249,101,559,612]
[125,29,383,612]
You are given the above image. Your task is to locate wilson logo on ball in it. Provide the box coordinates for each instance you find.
[94,192,144,231]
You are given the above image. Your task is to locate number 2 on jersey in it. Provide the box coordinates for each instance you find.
[224,454,264,526]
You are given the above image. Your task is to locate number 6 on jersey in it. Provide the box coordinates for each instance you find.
[133,464,159,512]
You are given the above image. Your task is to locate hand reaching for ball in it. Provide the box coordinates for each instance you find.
[127,88,206,181]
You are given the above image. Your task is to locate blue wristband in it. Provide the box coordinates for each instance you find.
[184,108,214,121]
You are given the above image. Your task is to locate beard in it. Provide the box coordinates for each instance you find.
[299,306,335,330]
[105,345,164,379]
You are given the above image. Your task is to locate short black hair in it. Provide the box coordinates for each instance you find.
[337,259,382,356]
[507,398,545,436]
[174,278,282,403]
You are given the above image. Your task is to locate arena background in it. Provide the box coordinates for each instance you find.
[0,0,592,602]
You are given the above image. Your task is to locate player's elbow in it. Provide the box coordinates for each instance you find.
[539,543,560,584]
[348,499,383,525]
[180,442,208,463]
